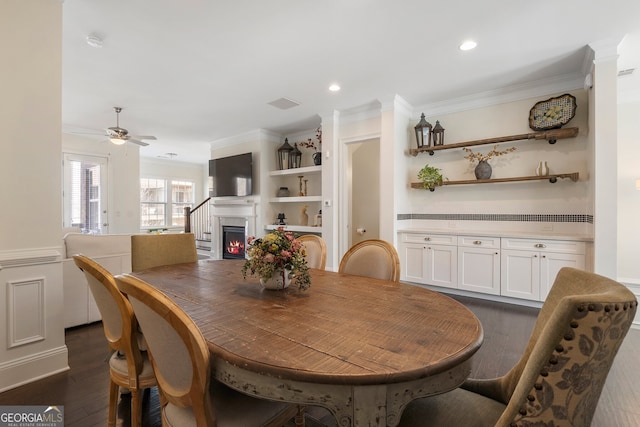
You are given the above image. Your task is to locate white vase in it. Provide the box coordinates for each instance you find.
[260,269,291,290]
[536,161,549,176]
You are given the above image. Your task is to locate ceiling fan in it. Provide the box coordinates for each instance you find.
[75,107,157,146]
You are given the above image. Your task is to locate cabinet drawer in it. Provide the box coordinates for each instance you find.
[457,235,500,249]
[402,233,456,245]
[501,238,585,254]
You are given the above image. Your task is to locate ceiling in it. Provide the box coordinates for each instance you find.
[62,0,640,164]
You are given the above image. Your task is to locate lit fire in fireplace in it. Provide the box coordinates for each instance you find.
[226,240,245,255]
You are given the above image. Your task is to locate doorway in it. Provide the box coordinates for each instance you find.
[63,153,109,234]
[347,139,380,247]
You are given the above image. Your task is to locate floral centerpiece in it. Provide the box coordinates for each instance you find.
[241,227,311,290]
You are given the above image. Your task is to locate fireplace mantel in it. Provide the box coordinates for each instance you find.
[210,198,259,259]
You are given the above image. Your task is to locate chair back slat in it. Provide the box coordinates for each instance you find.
[131,233,198,272]
[339,239,400,282]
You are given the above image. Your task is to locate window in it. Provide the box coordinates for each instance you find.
[140,178,194,228]
[63,153,108,234]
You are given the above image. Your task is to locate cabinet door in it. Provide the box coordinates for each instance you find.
[400,243,427,284]
[425,244,457,289]
[458,247,500,295]
[501,250,540,300]
[539,253,585,301]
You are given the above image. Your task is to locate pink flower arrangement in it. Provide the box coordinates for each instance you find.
[242,227,311,290]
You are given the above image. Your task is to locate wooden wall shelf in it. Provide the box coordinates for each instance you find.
[409,127,579,156]
[411,172,579,191]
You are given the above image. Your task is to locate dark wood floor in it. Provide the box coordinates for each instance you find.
[1,294,638,426]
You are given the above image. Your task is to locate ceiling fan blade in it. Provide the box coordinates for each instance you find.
[127,138,150,147]
[69,130,108,136]
[129,135,157,140]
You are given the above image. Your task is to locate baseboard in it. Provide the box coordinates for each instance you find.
[0,345,69,393]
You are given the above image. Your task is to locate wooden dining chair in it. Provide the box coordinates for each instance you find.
[398,267,638,427]
[73,255,157,427]
[115,273,299,427]
[298,234,327,270]
[130,232,198,272]
[338,239,400,282]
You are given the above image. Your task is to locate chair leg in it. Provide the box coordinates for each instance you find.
[294,405,306,427]
[108,380,119,427]
[130,389,141,427]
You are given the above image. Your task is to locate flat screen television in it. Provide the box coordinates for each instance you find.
[209,153,253,197]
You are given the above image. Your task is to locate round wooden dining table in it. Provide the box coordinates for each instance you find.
[129,259,483,427]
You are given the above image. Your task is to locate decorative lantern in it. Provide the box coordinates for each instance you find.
[414,113,432,149]
[432,121,445,146]
[277,138,293,170]
[290,143,302,169]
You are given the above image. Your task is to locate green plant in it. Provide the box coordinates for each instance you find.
[417,164,444,191]
[242,227,311,290]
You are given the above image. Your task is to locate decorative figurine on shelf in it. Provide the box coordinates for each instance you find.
[277,213,286,225]
[314,209,322,227]
[300,205,308,226]
[298,175,304,196]
[304,179,308,196]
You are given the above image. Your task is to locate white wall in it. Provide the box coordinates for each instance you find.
[617,102,640,281]
[402,90,591,236]
[0,0,68,391]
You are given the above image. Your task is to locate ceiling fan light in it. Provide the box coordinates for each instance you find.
[110,137,126,145]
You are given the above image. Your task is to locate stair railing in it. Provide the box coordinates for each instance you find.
[184,197,211,245]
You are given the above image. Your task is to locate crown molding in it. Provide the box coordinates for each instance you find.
[209,128,282,149]
[414,72,584,118]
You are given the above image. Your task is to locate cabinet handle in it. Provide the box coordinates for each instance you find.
[424,237,431,241]
[495,252,499,255]
[542,255,546,258]
[533,254,538,258]
[535,243,547,248]
[473,240,482,245]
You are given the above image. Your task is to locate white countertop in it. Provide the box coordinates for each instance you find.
[397,228,593,242]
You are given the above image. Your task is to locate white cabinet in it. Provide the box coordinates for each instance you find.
[457,236,500,295]
[501,238,585,301]
[399,233,457,289]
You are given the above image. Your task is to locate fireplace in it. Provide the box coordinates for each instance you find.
[222,226,246,260]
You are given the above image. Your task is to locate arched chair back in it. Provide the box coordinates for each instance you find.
[131,233,198,272]
[338,239,400,282]
[399,267,638,427]
[73,254,156,427]
[297,234,327,270]
[116,273,298,427]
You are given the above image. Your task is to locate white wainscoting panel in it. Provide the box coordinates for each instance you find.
[7,277,45,348]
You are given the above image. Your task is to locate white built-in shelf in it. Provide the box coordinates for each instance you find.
[270,196,322,203]
[265,224,322,233]
[269,165,321,177]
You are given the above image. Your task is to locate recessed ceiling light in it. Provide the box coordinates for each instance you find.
[329,84,341,92]
[86,34,103,48]
[459,40,477,51]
